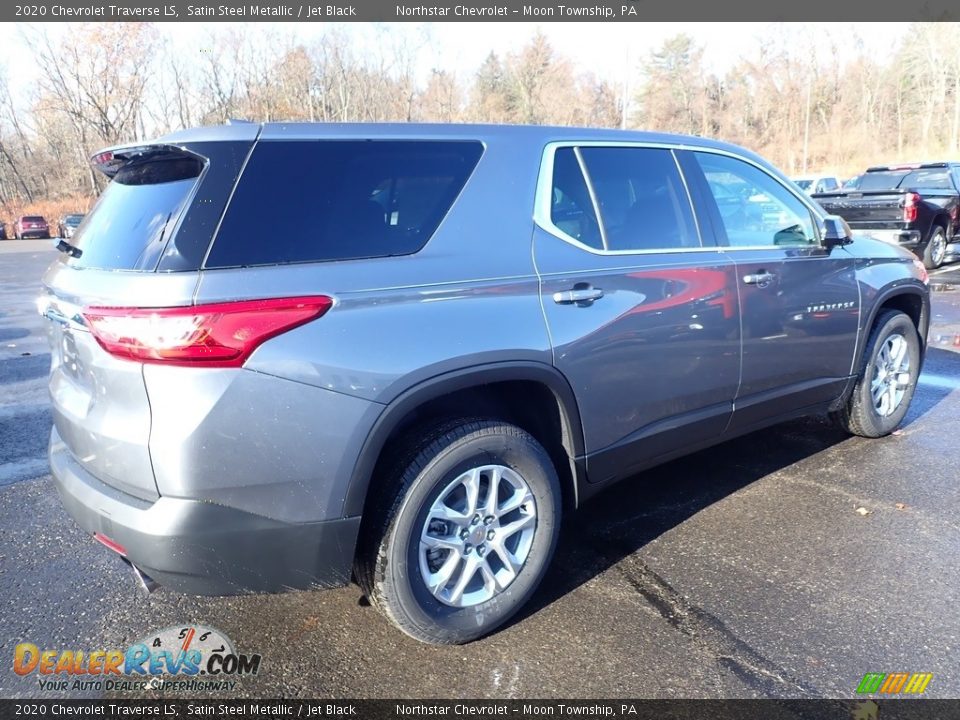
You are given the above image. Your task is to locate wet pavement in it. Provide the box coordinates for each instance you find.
[1,241,959,699]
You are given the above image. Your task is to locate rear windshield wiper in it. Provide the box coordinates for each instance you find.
[56,239,82,258]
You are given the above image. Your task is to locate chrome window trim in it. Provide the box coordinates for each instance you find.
[534,140,826,257]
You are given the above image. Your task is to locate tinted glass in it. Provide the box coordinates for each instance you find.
[578,147,699,251]
[821,178,838,191]
[858,170,909,192]
[858,168,954,192]
[206,140,483,268]
[902,169,953,190]
[550,147,602,249]
[69,156,203,270]
[24,216,45,222]
[695,152,817,247]
[794,180,813,190]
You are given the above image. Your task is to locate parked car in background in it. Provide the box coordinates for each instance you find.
[15,215,50,239]
[813,162,960,269]
[58,213,85,239]
[0,221,7,240]
[792,174,841,195]
[42,123,930,644]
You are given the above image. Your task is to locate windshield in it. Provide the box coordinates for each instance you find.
[69,156,203,270]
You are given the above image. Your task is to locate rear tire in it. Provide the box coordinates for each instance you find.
[922,225,947,270]
[356,418,561,644]
[832,310,921,438]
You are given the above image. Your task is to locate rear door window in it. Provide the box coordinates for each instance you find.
[575,146,699,251]
[205,140,483,268]
[549,147,603,250]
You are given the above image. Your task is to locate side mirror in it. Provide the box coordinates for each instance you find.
[821,215,853,250]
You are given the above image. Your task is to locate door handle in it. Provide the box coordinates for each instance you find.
[553,286,605,305]
[742,271,776,287]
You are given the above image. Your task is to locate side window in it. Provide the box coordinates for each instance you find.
[694,152,817,248]
[822,177,839,192]
[577,147,699,251]
[550,148,602,250]
[206,140,483,268]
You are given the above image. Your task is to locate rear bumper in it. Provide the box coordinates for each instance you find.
[50,428,360,596]
[852,228,921,248]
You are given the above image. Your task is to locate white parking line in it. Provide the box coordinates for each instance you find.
[919,372,960,391]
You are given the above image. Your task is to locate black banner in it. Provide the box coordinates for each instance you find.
[6,0,960,22]
[0,700,957,720]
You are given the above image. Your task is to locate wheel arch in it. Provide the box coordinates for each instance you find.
[342,362,587,519]
[860,285,929,363]
[930,212,950,234]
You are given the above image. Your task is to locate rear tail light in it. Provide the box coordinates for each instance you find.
[83,296,332,367]
[903,192,921,223]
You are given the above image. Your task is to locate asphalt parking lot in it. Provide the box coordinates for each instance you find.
[1,239,959,700]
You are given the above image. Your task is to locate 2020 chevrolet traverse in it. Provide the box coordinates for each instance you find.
[42,123,929,644]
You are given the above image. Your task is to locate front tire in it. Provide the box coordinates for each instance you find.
[356,419,561,644]
[922,225,947,270]
[833,310,921,437]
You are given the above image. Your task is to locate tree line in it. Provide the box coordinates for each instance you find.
[1,22,959,212]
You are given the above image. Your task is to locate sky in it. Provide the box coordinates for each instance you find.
[0,21,904,100]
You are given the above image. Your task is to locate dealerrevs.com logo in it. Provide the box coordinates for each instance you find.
[13,624,261,692]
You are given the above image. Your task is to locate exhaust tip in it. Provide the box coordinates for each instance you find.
[121,557,160,594]
[131,564,160,594]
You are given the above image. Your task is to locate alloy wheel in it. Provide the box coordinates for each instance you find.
[419,465,537,608]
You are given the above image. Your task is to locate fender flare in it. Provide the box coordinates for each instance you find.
[857,283,930,366]
[341,361,586,518]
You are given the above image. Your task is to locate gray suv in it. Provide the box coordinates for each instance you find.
[42,123,930,644]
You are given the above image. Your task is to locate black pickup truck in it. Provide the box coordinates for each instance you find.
[812,162,960,269]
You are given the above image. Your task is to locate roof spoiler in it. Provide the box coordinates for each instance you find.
[89,143,203,179]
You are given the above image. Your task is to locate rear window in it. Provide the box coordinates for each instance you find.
[24,216,45,222]
[64,141,252,272]
[857,171,909,192]
[205,140,483,268]
[70,156,203,270]
[858,168,954,192]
